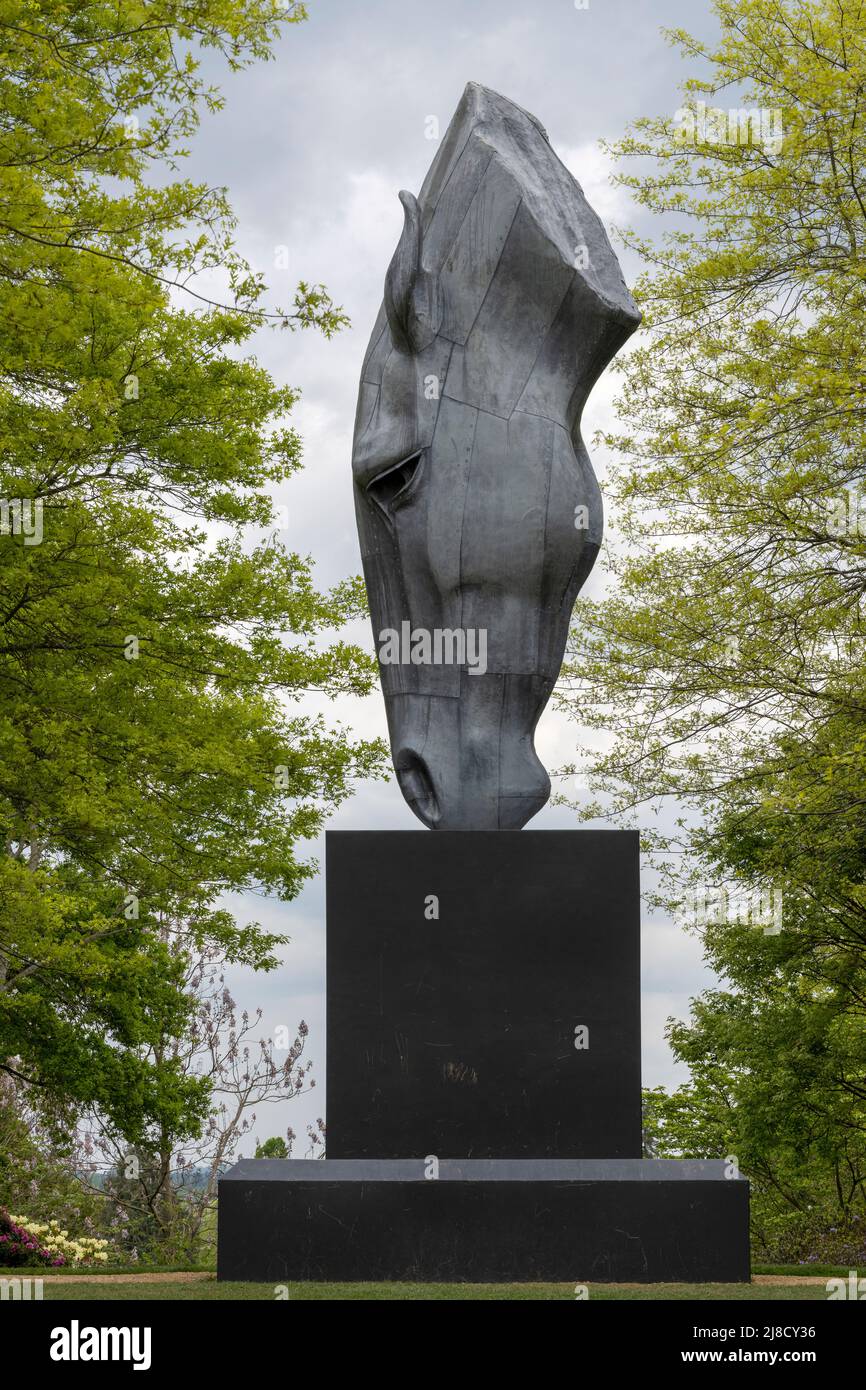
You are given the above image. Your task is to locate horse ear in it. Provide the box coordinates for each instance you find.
[384,190,441,353]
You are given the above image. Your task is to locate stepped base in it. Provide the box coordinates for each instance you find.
[217,1159,750,1283]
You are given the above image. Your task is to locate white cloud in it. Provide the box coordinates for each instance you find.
[557,139,634,233]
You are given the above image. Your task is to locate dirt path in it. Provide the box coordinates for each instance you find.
[31,1272,215,1284]
[752,1274,833,1287]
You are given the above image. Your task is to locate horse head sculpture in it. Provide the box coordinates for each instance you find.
[352,83,640,829]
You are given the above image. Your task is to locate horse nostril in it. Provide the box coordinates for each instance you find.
[395,751,439,826]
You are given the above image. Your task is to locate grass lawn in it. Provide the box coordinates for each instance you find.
[8,1278,830,1300]
[1,1262,846,1299]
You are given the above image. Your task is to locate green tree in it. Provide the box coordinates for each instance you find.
[0,1074,108,1244]
[83,944,315,1264]
[673,691,866,1259]
[558,0,866,857]
[0,0,386,1140]
[255,1137,289,1158]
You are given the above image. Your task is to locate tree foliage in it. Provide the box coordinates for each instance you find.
[0,0,385,1138]
[558,0,866,850]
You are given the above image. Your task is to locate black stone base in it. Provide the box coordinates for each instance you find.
[326,830,641,1159]
[217,1159,750,1283]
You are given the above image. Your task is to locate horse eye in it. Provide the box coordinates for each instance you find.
[366,451,423,512]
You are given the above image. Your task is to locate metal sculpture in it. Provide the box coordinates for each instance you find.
[352,83,640,829]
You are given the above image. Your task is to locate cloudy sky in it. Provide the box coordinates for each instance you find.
[184,0,724,1150]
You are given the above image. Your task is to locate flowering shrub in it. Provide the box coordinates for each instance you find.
[7,1215,109,1267]
[0,1209,64,1267]
[754,1205,866,1268]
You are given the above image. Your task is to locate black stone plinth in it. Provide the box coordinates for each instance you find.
[326,830,641,1159]
[217,1159,750,1283]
